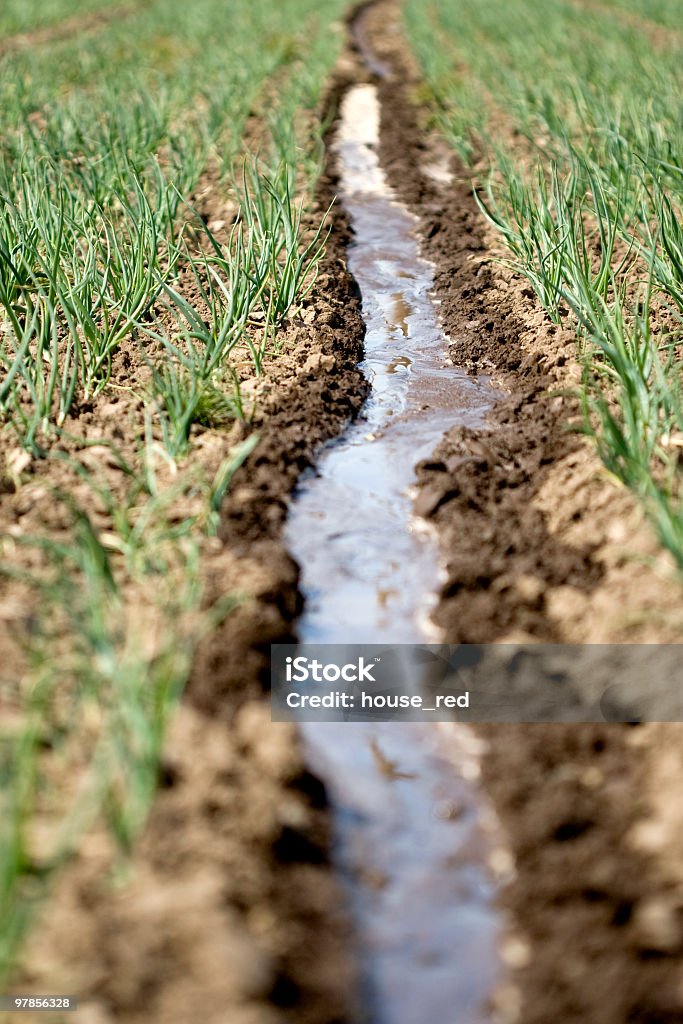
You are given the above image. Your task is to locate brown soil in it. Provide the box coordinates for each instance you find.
[4,2,683,1023]
[2,102,366,1024]
[187,199,370,717]
[16,702,357,1024]
[354,3,683,1023]
[359,0,683,646]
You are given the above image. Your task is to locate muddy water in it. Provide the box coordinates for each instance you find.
[284,85,506,1023]
[289,86,493,642]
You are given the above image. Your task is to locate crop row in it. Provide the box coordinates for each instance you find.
[406,0,683,569]
[0,0,349,980]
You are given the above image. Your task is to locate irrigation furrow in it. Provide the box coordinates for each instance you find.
[284,21,510,1024]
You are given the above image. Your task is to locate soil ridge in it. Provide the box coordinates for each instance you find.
[352,5,683,1023]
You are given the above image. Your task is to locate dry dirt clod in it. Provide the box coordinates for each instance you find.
[302,352,336,374]
[235,701,302,781]
[632,897,683,953]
